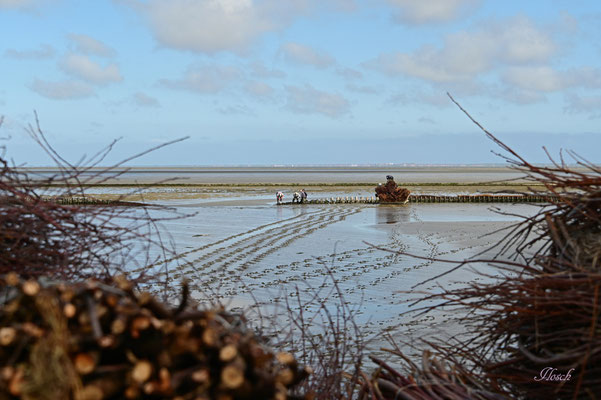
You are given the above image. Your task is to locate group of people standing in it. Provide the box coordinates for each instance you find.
[276,189,307,205]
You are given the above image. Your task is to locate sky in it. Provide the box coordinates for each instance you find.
[1,0,601,166]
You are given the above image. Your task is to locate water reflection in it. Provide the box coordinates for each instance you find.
[292,205,308,218]
[376,205,411,225]
[274,204,308,220]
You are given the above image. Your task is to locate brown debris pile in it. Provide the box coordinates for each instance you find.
[0,275,311,400]
[374,177,410,203]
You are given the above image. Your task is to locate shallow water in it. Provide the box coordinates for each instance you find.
[29,165,526,184]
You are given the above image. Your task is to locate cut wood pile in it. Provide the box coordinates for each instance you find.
[374,178,410,203]
[0,275,311,400]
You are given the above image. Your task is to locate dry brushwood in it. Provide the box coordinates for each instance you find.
[0,274,312,399]
[362,94,601,399]
[360,351,504,400]
[442,93,601,399]
[0,114,187,283]
[375,179,410,203]
[271,267,366,400]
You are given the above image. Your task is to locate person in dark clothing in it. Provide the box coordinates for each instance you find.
[299,189,307,203]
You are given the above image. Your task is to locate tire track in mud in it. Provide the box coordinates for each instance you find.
[331,207,442,296]
[184,210,337,270]
[239,205,445,301]
[234,231,408,300]
[286,248,402,292]
[175,206,362,288]
[408,206,440,272]
[178,209,340,275]
[192,207,360,282]
[135,208,328,274]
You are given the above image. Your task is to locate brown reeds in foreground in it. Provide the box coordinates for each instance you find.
[0,114,187,284]
[363,95,601,399]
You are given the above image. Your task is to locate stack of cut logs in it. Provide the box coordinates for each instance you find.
[0,274,311,399]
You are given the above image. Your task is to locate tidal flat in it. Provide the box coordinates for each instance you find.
[77,169,541,356]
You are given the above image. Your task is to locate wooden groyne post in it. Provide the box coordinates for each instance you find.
[281,193,555,205]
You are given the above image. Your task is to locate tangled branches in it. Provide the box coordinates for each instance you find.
[0,114,186,283]
[245,266,366,400]
[363,95,601,399]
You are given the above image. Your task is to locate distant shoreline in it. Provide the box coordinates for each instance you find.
[19,165,560,187]
[30,182,542,187]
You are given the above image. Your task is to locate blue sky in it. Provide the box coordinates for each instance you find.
[1,0,601,165]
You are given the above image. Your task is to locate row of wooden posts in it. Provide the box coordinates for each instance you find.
[41,197,145,207]
[44,194,554,206]
[282,194,554,205]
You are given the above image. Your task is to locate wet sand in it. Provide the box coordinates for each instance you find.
[122,191,537,356]
[67,168,541,356]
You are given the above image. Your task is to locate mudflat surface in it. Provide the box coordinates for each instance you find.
[114,187,539,356]
[55,167,542,357]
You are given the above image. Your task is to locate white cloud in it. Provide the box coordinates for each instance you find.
[160,64,240,94]
[497,87,546,105]
[366,16,557,83]
[0,0,34,8]
[244,81,275,98]
[388,90,451,108]
[127,0,357,54]
[568,67,601,88]
[564,94,601,118]
[133,92,160,107]
[327,0,356,12]
[67,34,116,57]
[30,79,95,100]
[386,0,479,24]
[139,0,312,54]
[4,44,55,59]
[146,0,270,53]
[0,0,57,10]
[496,16,557,64]
[502,66,601,93]
[280,42,335,69]
[249,62,286,78]
[217,103,254,115]
[60,54,123,85]
[336,67,363,80]
[368,43,490,83]
[285,84,350,118]
[502,66,565,92]
[346,84,377,94]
